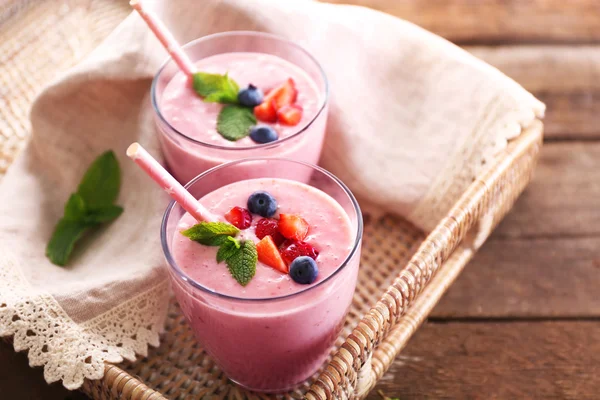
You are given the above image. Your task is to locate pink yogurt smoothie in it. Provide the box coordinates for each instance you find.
[168,178,360,391]
[156,53,328,184]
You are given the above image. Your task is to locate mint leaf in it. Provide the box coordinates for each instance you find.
[46,150,123,266]
[46,219,92,266]
[192,72,240,104]
[181,221,240,246]
[225,240,257,286]
[77,151,121,209]
[216,236,241,263]
[64,193,87,221]
[217,105,257,141]
[84,205,124,224]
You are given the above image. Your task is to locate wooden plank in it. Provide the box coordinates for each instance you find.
[322,0,600,44]
[468,46,600,139]
[431,236,600,318]
[495,142,600,238]
[0,340,87,400]
[369,321,600,399]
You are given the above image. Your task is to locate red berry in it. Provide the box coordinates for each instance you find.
[256,236,288,273]
[279,240,319,266]
[278,213,309,241]
[224,206,252,229]
[277,104,303,126]
[254,100,277,122]
[255,218,285,246]
[271,78,298,110]
[254,79,298,123]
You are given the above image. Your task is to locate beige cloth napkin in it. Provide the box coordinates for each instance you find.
[0,0,544,389]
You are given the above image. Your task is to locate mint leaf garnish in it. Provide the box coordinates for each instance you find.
[192,72,240,104]
[182,222,257,286]
[46,151,123,267]
[77,150,121,209]
[216,236,241,263]
[224,240,257,286]
[181,221,240,246]
[217,105,257,141]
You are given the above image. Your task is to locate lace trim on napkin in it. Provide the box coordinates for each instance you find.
[408,89,544,232]
[0,250,169,390]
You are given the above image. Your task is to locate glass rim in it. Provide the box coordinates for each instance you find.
[151,31,330,151]
[160,157,363,303]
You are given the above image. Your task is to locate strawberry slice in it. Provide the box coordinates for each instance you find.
[280,240,320,266]
[256,236,288,273]
[271,78,298,110]
[224,206,252,229]
[277,104,303,126]
[254,79,298,122]
[278,213,309,241]
[254,100,277,122]
[255,218,285,246]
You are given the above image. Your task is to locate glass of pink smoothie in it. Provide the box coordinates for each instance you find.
[161,158,362,392]
[152,32,329,184]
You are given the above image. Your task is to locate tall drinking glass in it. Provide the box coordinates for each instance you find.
[161,158,362,392]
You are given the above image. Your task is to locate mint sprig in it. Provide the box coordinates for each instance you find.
[217,105,257,141]
[192,71,259,142]
[224,240,257,287]
[181,222,240,246]
[182,221,257,286]
[217,236,241,263]
[192,72,240,104]
[46,151,123,266]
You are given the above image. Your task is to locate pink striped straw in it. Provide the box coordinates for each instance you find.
[130,0,197,77]
[126,143,215,222]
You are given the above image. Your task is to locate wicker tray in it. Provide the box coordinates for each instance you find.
[1,1,543,399]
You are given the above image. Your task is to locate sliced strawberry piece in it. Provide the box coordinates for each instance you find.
[280,240,320,266]
[224,206,252,229]
[254,100,277,122]
[255,218,285,246]
[271,78,298,110]
[278,213,309,241]
[277,104,303,126]
[256,236,288,273]
[254,78,297,122]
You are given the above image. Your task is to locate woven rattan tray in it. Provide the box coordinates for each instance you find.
[2,1,543,399]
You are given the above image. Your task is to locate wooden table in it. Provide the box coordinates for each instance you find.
[2,1,598,399]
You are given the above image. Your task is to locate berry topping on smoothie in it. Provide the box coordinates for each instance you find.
[280,240,319,266]
[278,213,309,241]
[289,256,319,285]
[188,70,306,144]
[179,186,333,288]
[277,104,303,126]
[255,218,285,246]
[247,191,278,217]
[249,126,279,144]
[256,236,288,273]
[224,206,252,229]
[254,78,303,128]
[238,84,264,107]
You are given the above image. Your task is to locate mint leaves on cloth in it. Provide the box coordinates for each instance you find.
[192,72,256,142]
[182,221,257,286]
[46,151,123,266]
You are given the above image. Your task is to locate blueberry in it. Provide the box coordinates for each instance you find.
[247,191,277,217]
[238,84,264,107]
[289,256,319,284]
[249,126,279,144]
